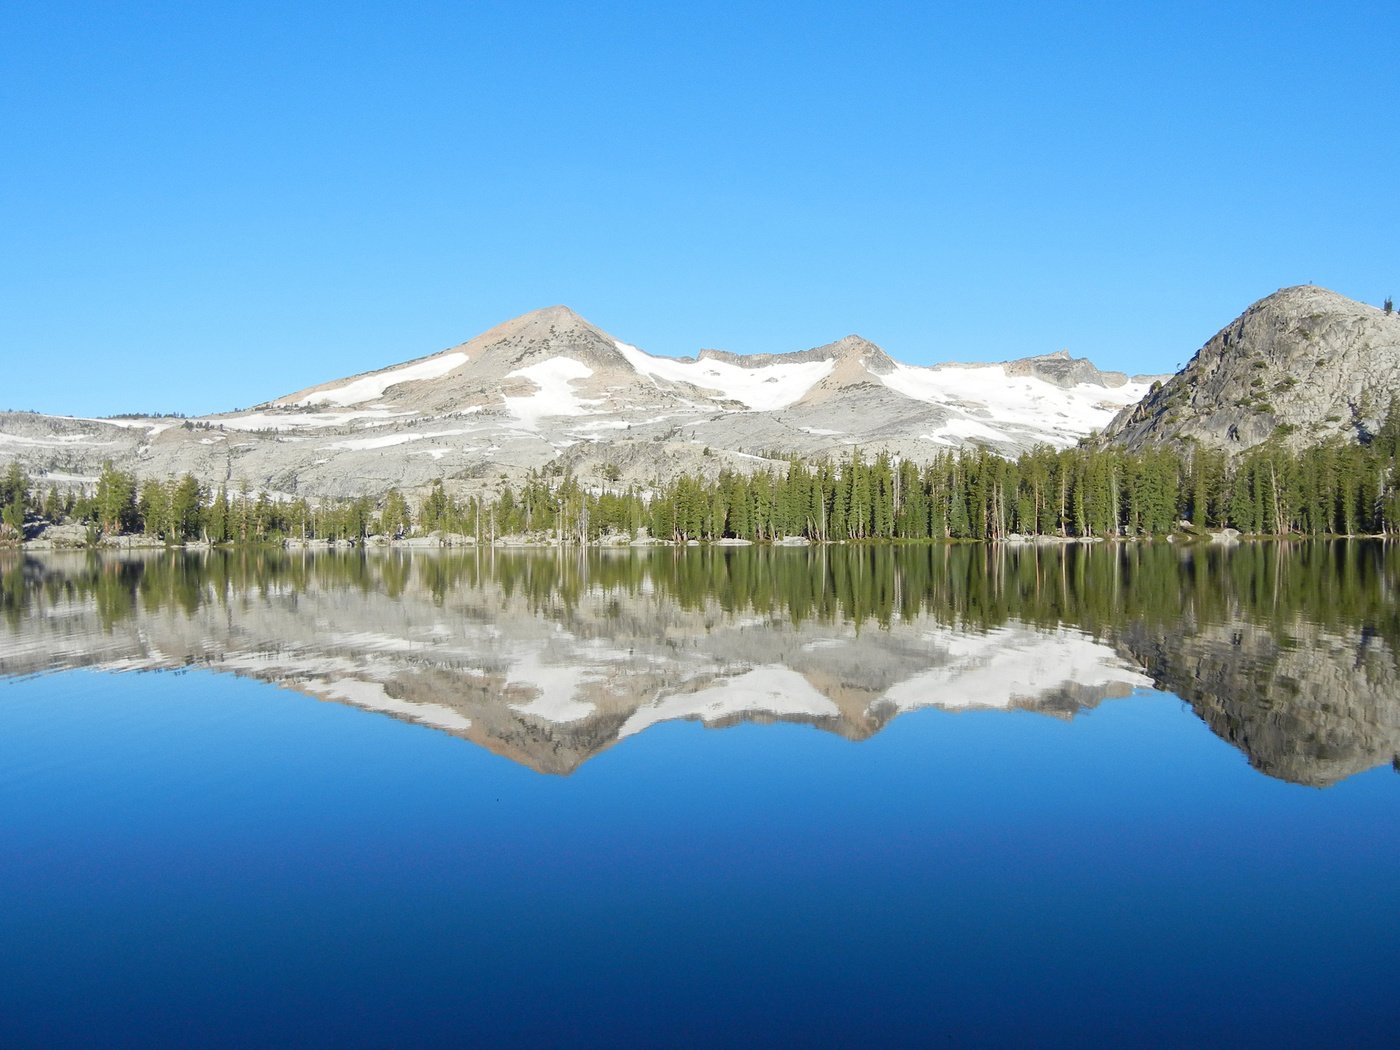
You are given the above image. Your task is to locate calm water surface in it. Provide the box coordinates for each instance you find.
[1,544,1397,1047]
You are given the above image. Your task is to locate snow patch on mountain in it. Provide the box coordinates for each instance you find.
[883,364,1152,447]
[925,418,1012,445]
[503,357,599,430]
[70,417,174,433]
[219,408,409,431]
[324,427,476,451]
[0,432,117,448]
[288,352,469,407]
[614,340,833,410]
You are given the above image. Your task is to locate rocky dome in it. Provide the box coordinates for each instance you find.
[1104,285,1400,454]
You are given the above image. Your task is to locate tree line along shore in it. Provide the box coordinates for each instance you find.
[3,416,1400,548]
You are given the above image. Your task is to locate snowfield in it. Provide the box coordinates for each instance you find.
[882,363,1151,447]
[284,352,469,407]
[614,340,833,410]
[503,357,600,428]
[924,417,1013,445]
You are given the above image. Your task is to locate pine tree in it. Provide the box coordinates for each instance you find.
[381,488,410,538]
[206,485,229,543]
[95,462,137,536]
[138,478,167,537]
[168,475,203,542]
[418,480,448,533]
[0,463,29,537]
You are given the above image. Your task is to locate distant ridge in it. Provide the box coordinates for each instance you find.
[0,304,1165,498]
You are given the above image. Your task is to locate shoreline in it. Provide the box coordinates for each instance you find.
[7,529,1395,554]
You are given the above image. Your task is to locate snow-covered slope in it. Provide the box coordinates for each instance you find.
[282,352,469,407]
[881,358,1152,448]
[614,339,836,410]
[0,305,1163,498]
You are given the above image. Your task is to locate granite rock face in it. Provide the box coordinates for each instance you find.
[1104,286,1400,454]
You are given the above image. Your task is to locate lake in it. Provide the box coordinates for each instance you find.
[1,543,1397,1047]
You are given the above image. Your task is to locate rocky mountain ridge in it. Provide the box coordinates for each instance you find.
[8,284,1392,500]
[0,306,1157,499]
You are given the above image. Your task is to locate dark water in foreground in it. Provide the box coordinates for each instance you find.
[1,544,1398,1047]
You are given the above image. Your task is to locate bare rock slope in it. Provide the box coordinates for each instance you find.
[1104,286,1400,454]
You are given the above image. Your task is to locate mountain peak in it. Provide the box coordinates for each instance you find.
[520,304,588,324]
[455,305,626,371]
[465,304,600,346]
[1003,349,1131,389]
[820,334,897,375]
[780,334,897,369]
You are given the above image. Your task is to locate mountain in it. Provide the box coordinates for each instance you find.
[1103,286,1400,453]
[0,307,1157,498]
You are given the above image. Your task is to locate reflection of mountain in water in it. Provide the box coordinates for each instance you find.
[0,549,1148,775]
[2,543,1398,784]
[1122,619,1400,787]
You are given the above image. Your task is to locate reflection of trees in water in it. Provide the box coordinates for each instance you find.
[4,542,1396,649]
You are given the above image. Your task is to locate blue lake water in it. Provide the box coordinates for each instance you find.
[1,546,1398,1047]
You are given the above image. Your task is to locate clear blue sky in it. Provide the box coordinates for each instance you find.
[3,1,1396,417]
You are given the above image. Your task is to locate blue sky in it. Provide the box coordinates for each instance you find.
[3,1,1396,416]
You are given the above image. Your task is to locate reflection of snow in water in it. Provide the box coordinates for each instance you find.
[506,650,597,723]
[618,666,841,738]
[0,556,1154,768]
[879,625,1152,712]
[312,678,473,733]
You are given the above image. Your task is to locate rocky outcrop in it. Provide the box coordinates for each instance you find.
[1004,348,1139,390]
[1104,286,1400,454]
[701,335,897,375]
